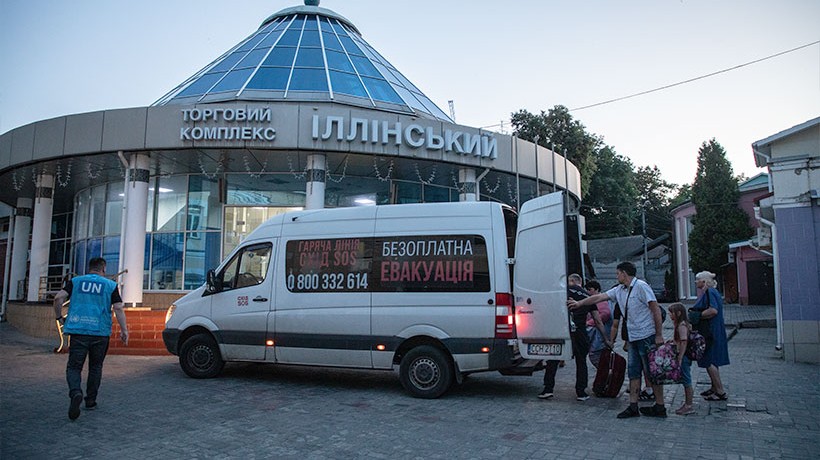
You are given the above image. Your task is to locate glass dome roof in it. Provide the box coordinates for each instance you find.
[153,2,453,123]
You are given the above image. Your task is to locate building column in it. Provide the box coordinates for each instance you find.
[27,174,54,301]
[121,153,150,305]
[9,197,32,300]
[458,167,477,202]
[305,153,326,210]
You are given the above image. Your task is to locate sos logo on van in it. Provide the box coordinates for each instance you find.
[285,235,490,293]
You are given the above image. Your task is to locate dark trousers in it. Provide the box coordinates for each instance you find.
[66,334,110,404]
[543,329,591,396]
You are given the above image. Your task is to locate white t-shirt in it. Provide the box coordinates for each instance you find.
[606,277,658,341]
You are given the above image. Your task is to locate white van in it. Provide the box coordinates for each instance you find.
[163,191,572,398]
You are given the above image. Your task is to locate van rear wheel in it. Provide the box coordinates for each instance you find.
[399,345,453,399]
[179,333,224,379]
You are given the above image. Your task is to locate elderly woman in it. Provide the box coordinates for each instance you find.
[692,271,729,400]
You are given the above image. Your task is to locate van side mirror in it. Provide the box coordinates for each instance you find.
[206,269,223,294]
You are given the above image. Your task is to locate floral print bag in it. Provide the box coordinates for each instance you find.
[648,342,682,385]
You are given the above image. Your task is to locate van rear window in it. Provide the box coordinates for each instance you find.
[285,235,490,293]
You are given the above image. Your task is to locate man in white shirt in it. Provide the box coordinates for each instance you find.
[567,261,666,418]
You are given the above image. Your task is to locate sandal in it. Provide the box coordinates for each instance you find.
[700,389,715,397]
[675,405,695,415]
[704,392,728,401]
[638,390,654,401]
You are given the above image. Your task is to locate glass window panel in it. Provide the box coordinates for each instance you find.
[262,46,296,66]
[325,176,390,207]
[51,213,67,240]
[65,213,73,240]
[89,185,106,237]
[338,36,362,55]
[105,181,123,235]
[236,48,268,69]
[259,30,284,48]
[219,243,272,291]
[188,175,221,231]
[303,16,319,30]
[237,32,267,52]
[294,47,324,68]
[246,67,291,90]
[374,61,400,85]
[102,236,120,276]
[350,55,381,78]
[211,68,253,92]
[155,176,188,232]
[322,32,343,51]
[329,20,349,37]
[222,207,295,257]
[325,50,354,72]
[86,238,102,274]
[74,189,90,240]
[361,77,403,104]
[288,68,328,91]
[49,240,66,266]
[146,177,155,232]
[278,29,302,46]
[318,16,331,30]
[424,184,452,203]
[299,29,321,47]
[329,70,368,98]
[177,72,224,97]
[184,232,221,290]
[393,69,423,94]
[289,16,305,32]
[151,233,184,290]
[225,173,306,206]
[143,233,151,290]
[211,52,244,72]
[73,240,86,276]
[393,85,429,113]
[395,181,422,204]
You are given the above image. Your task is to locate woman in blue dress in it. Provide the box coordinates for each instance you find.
[692,271,729,400]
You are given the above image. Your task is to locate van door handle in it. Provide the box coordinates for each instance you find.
[253,296,268,302]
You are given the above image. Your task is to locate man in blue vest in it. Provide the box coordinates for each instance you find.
[53,257,128,421]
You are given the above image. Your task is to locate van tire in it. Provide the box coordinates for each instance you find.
[179,333,225,379]
[399,345,454,399]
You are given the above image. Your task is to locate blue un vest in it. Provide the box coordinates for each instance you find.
[63,274,118,337]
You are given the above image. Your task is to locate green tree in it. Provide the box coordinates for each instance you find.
[688,139,753,276]
[583,146,639,238]
[510,105,599,193]
[633,165,676,240]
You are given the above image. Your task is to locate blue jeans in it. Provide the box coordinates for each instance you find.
[680,355,692,387]
[66,334,110,403]
[627,336,654,380]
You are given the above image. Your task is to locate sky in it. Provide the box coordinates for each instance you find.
[1,0,818,187]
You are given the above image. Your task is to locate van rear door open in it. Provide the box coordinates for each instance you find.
[513,192,572,361]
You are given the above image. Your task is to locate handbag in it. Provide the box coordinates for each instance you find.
[648,342,682,385]
[686,330,706,360]
[619,285,634,342]
[688,289,714,340]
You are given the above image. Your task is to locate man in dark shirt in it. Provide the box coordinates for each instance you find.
[538,273,612,401]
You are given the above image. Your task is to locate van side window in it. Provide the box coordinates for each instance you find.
[219,243,272,291]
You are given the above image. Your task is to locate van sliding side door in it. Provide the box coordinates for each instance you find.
[513,192,572,361]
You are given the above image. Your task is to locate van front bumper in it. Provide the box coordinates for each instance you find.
[162,328,181,355]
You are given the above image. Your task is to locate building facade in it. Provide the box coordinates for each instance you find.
[0,2,582,309]
[672,173,772,304]
[752,116,820,364]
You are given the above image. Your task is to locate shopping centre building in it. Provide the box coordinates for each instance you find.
[0,1,581,310]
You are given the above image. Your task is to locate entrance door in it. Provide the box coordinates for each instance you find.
[747,261,775,305]
[223,207,299,258]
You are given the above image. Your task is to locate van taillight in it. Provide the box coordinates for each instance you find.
[495,293,515,339]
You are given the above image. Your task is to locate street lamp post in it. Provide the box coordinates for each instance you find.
[641,200,650,278]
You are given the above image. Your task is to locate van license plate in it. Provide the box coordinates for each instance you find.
[528,343,562,356]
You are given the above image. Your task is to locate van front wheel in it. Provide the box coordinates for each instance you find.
[399,345,453,399]
[179,333,225,379]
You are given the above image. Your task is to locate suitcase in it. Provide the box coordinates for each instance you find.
[592,348,626,398]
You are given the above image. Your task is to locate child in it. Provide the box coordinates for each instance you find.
[669,303,694,415]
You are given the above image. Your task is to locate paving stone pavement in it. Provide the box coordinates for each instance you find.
[1,305,817,459]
